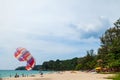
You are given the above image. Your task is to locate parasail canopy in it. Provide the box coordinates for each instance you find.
[14,47,35,70]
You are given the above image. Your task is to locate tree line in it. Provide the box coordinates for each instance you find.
[16,18,120,72]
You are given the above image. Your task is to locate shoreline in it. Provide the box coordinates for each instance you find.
[1,71,114,80]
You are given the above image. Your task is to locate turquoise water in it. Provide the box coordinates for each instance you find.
[0,70,52,78]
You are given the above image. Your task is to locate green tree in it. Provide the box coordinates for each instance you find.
[76,49,96,70]
[98,18,120,71]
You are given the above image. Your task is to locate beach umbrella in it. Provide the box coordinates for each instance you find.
[95,67,101,70]
[14,47,36,70]
[95,67,102,73]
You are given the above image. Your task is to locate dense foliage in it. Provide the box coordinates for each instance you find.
[15,18,120,72]
[42,58,78,71]
[97,18,120,71]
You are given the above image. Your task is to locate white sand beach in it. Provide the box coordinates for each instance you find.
[2,71,114,80]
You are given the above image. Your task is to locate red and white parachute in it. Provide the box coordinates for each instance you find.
[14,47,35,70]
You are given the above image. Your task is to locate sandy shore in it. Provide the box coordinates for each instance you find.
[2,71,114,80]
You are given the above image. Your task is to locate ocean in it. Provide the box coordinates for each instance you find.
[0,70,52,78]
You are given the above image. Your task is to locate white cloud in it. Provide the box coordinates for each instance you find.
[69,16,111,38]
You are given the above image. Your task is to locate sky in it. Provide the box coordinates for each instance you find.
[0,0,120,70]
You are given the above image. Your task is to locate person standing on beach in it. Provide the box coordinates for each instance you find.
[40,72,43,77]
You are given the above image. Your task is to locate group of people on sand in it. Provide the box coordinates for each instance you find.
[14,72,43,78]
[14,73,28,78]
[15,73,19,78]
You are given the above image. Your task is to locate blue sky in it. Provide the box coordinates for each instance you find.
[0,0,120,70]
